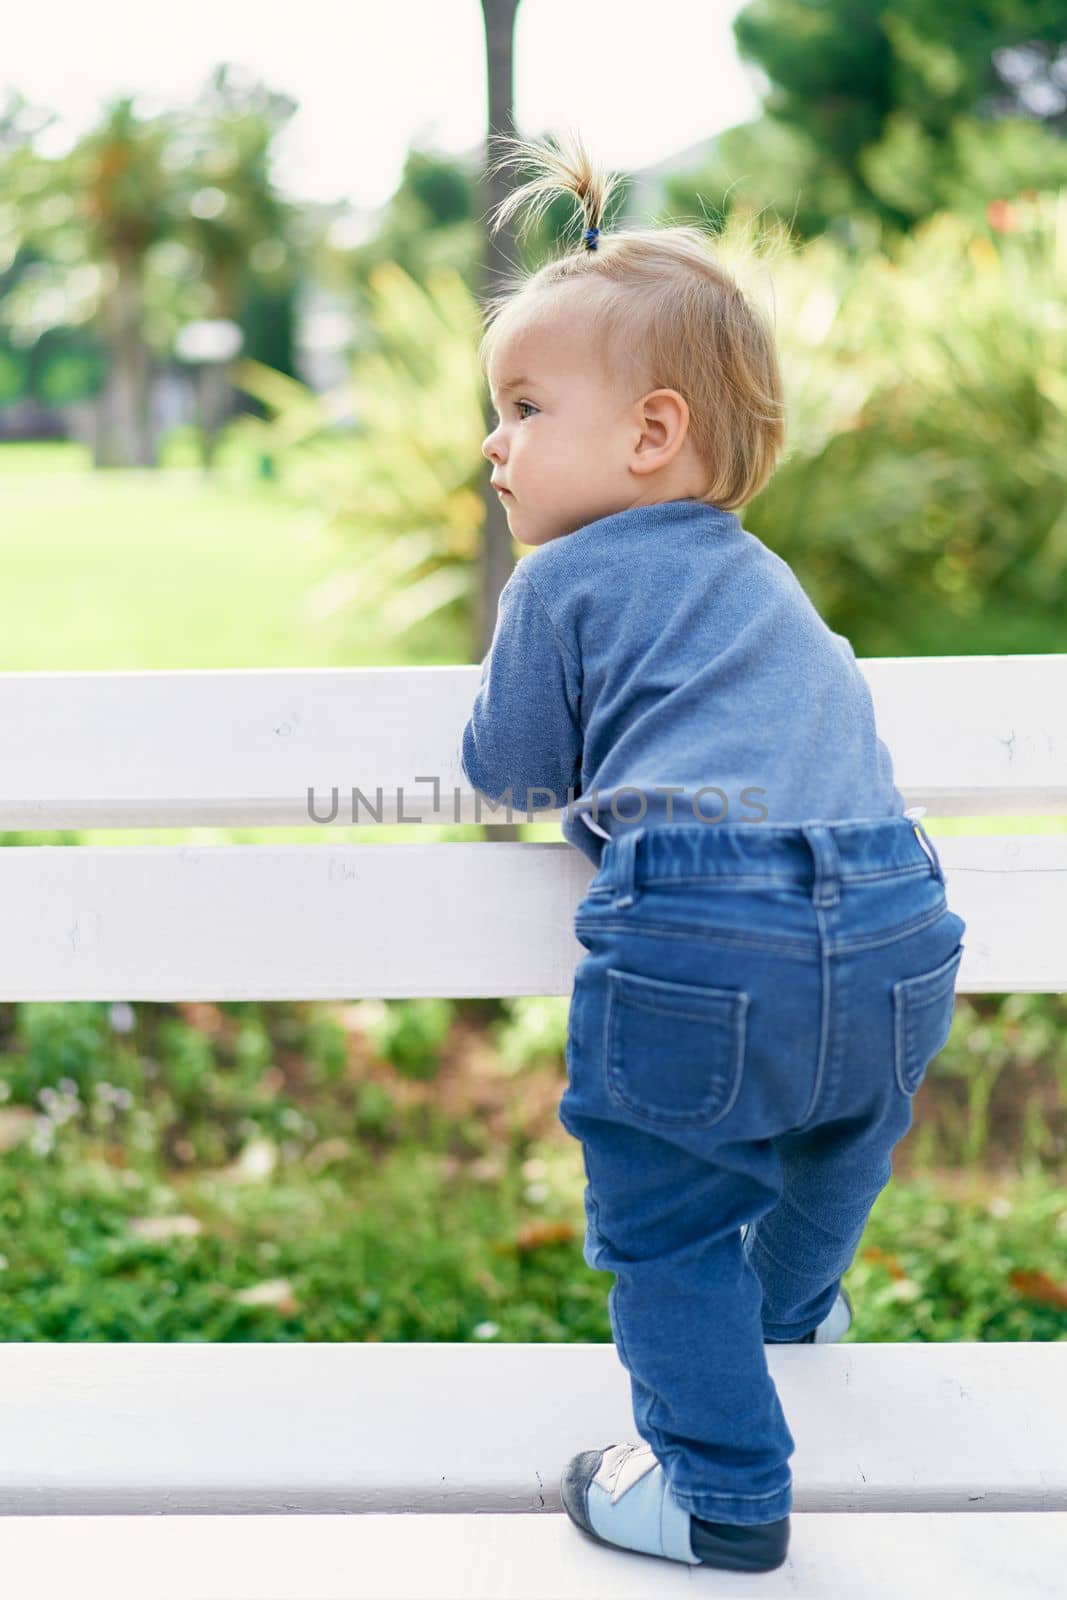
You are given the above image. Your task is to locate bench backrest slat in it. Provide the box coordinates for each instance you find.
[0,834,1057,997]
[0,657,1062,996]
[0,657,1064,829]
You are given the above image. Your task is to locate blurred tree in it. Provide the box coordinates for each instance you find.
[70,96,176,466]
[167,64,302,469]
[0,74,306,466]
[332,147,485,306]
[0,92,108,421]
[235,259,486,654]
[326,139,617,327]
[173,65,299,325]
[666,0,1067,241]
[239,270,297,388]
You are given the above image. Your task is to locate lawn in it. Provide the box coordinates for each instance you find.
[0,439,463,672]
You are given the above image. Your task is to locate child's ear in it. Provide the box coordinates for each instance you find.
[631,390,691,471]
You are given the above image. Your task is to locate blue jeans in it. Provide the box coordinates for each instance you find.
[558,816,966,1525]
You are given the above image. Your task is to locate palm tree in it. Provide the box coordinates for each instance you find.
[3,80,299,472]
[70,97,174,467]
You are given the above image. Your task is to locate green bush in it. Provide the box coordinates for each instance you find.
[849,1174,1067,1341]
[743,193,1067,654]
[365,998,455,1081]
[0,1118,1061,1341]
[491,997,570,1075]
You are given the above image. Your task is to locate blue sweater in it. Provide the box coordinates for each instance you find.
[460,498,905,867]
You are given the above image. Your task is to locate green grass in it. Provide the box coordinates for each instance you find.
[0,442,93,474]
[0,438,465,670]
[1,1106,1062,1342]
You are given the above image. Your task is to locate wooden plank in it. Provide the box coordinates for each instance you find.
[0,835,1060,998]
[0,841,587,1000]
[3,1511,1064,1600]
[0,1343,1063,1516]
[861,654,1067,817]
[0,657,1064,830]
[0,665,478,830]
[936,833,1067,991]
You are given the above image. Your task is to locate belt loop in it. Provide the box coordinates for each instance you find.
[799,823,841,908]
[910,815,945,885]
[613,825,645,909]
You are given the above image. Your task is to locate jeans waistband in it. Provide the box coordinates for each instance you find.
[600,815,944,911]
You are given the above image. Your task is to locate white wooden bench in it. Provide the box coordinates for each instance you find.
[1,653,1065,1599]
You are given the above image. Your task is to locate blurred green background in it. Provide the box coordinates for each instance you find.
[0,1,1064,1342]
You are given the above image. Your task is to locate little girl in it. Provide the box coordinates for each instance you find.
[461,129,966,1576]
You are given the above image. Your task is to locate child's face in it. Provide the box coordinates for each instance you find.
[483,312,652,547]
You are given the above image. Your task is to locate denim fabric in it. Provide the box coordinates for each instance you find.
[558,814,966,1525]
[460,499,905,868]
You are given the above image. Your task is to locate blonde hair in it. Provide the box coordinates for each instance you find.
[480,127,787,512]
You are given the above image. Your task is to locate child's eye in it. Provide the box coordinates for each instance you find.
[492,401,536,424]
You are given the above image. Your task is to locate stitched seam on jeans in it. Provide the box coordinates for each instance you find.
[615,863,931,890]
[605,988,745,1128]
[631,873,803,888]
[797,905,831,1124]
[612,997,739,1025]
[606,1077,735,1127]
[826,900,952,955]
[838,864,931,884]
[575,900,947,956]
[895,1007,919,1095]
[894,967,959,1094]
[574,919,818,957]
[746,1233,798,1279]
[676,1483,793,1506]
[610,970,742,1004]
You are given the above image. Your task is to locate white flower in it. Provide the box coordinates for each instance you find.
[109,1002,136,1034]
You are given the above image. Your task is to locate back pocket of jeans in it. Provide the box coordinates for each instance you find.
[604,967,749,1128]
[892,943,964,1096]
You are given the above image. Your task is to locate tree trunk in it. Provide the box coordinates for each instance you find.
[477,0,522,663]
[93,250,156,468]
[197,361,233,477]
[477,0,524,848]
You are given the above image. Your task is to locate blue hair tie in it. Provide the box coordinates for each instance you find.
[583,226,599,251]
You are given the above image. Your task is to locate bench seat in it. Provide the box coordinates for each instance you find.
[0,1342,1063,1517]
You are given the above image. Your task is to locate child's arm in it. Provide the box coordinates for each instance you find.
[461,565,582,820]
